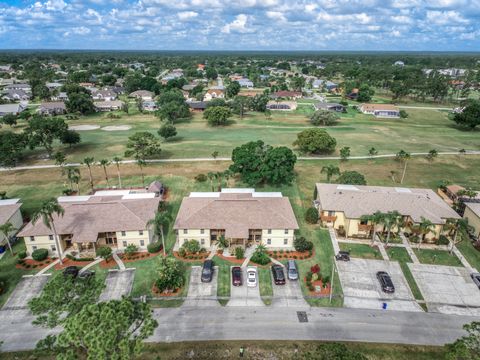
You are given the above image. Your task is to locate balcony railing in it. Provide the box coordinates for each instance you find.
[320,215,337,222]
[358,224,373,232]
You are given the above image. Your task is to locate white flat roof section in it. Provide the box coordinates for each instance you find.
[0,198,21,206]
[221,188,255,193]
[93,190,131,196]
[122,193,156,199]
[190,192,221,198]
[58,196,91,203]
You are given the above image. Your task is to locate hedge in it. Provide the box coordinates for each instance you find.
[32,248,48,261]
[147,241,163,253]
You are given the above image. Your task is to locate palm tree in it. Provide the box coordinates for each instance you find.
[426,149,438,162]
[360,211,384,244]
[223,169,232,188]
[320,164,340,183]
[66,167,81,194]
[32,198,65,264]
[137,158,147,187]
[383,211,402,245]
[368,147,378,159]
[0,222,16,255]
[207,172,215,192]
[395,150,411,184]
[417,217,435,249]
[216,171,224,191]
[217,235,229,249]
[82,157,95,192]
[444,218,469,254]
[113,156,122,188]
[147,210,171,256]
[99,159,111,188]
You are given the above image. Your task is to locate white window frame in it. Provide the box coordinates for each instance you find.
[140,240,145,247]
[267,238,271,245]
[121,231,126,236]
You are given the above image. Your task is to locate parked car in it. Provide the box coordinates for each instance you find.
[201,260,214,282]
[78,270,95,280]
[247,267,257,287]
[376,271,395,293]
[271,265,286,285]
[335,251,350,261]
[286,260,298,280]
[232,266,243,286]
[471,273,480,289]
[63,266,79,278]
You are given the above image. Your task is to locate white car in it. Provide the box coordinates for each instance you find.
[247,267,257,287]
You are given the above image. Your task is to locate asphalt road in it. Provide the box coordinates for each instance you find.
[0,305,476,352]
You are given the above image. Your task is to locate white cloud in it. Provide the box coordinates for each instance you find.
[266,11,286,22]
[426,10,469,25]
[221,14,254,34]
[44,0,67,11]
[178,11,198,21]
[64,26,91,36]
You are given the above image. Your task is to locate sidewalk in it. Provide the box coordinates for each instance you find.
[400,233,420,264]
[452,246,477,272]
[328,227,340,255]
[112,251,126,270]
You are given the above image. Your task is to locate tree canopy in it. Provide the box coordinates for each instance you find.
[25,116,70,156]
[203,106,232,126]
[336,170,367,185]
[310,110,339,126]
[0,131,26,167]
[452,100,480,130]
[293,129,337,154]
[124,131,162,160]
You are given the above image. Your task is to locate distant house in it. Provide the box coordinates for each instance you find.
[270,91,302,99]
[38,102,67,116]
[314,102,346,112]
[463,203,480,242]
[182,84,196,91]
[2,89,30,101]
[46,82,63,91]
[142,100,158,112]
[51,92,68,102]
[346,88,359,100]
[359,103,400,118]
[266,101,297,111]
[394,61,405,67]
[237,78,254,88]
[94,100,124,112]
[187,101,207,112]
[0,199,23,248]
[312,80,338,91]
[5,83,31,93]
[129,90,154,101]
[0,103,27,116]
[0,65,13,73]
[203,89,225,101]
[91,89,117,101]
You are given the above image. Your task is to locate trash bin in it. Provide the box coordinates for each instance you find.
[382,302,387,310]
[0,246,5,254]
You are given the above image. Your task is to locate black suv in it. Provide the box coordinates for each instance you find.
[63,266,79,278]
[335,251,350,261]
[271,265,286,285]
[201,260,214,282]
[376,271,395,293]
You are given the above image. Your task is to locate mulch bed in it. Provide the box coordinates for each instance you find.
[54,258,93,270]
[120,251,158,263]
[216,253,245,264]
[306,278,331,296]
[151,284,182,297]
[268,249,314,261]
[173,251,209,262]
[16,258,55,270]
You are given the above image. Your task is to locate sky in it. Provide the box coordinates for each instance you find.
[0,0,480,51]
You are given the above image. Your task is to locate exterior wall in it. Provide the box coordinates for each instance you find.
[23,235,62,257]
[177,229,211,248]
[115,230,154,251]
[0,209,23,244]
[464,207,480,239]
[261,229,294,249]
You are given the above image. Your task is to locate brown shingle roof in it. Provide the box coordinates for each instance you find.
[18,197,160,243]
[174,192,299,236]
[0,203,21,225]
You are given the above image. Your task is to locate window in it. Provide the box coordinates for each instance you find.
[267,239,271,245]
[140,240,145,247]
[30,236,35,242]
[268,229,272,234]
[328,211,335,216]
[32,245,37,251]
[51,245,56,251]
[123,241,127,247]
[139,230,143,236]
[284,229,289,234]
[183,229,188,234]
[284,239,288,245]
[121,231,126,236]
[49,235,54,240]
[201,239,205,245]
[360,219,368,225]
[200,229,205,234]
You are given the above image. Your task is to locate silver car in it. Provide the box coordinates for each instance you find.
[286,260,298,280]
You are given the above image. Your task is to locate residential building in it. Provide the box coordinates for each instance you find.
[94,100,124,112]
[187,101,207,112]
[237,78,254,88]
[270,90,302,99]
[91,89,117,101]
[313,102,346,112]
[174,189,299,250]
[359,103,400,118]
[142,100,158,112]
[18,190,161,258]
[5,83,31,93]
[394,61,405,67]
[203,88,225,101]
[51,92,68,101]
[314,183,460,242]
[1,89,30,101]
[129,90,154,101]
[266,100,297,111]
[46,82,63,91]
[38,102,67,116]
[0,102,27,116]
[463,203,480,241]
[312,80,338,91]
[0,199,23,248]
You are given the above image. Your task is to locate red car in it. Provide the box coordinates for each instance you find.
[232,266,243,286]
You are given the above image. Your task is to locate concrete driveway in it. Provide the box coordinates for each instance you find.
[227,266,264,307]
[183,266,219,307]
[2,274,51,310]
[408,263,480,315]
[271,267,308,307]
[98,269,135,302]
[337,258,422,312]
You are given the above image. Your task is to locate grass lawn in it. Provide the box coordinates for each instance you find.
[456,237,480,271]
[413,248,463,267]
[258,267,273,305]
[5,341,446,360]
[386,247,424,301]
[212,256,232,306]
[339,243,383,260]
[126,254,162,297]
[387,247,412,263]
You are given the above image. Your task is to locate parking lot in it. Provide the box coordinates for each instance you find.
[271,268,307,307]
[183,266,219,307]
[98,269,135,302]
[408,263,480,315]
[227,266,264,307]
[2,275,50,310]
[337,258,422,312]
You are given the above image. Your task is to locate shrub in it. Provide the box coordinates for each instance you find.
[195,173,208,182]
[178,248,186,258]
[181,239,201,254]
[250,250,270,265]
[32,248,48,262]
[156,256,185,292]
[124,244,138,259]
[311,264,320,274]
[305,207,319,224]
[17,259,25,265]
[17,251,27,259]
[147,241,163,254]
[399,110,408,118]
[312,273,319,281]
[337,226,346,237]
[308,284,315,291]
[96,246,112,261]
[306,271,313,282]
[234,247,245,260]
[294,236,314,252]
[280,249,284,254]
[438,235,450,246]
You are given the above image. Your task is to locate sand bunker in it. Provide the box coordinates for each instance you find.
[101,125,132,131]
[69,124,100,131]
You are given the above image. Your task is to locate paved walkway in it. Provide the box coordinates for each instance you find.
[112,251,126,270]
[207,244,217,260]
[375,239,389,261]
[241,245,256,268]
[78,257,103,274]
[452,245,476,272]
[400,233,420,264]
[328,227,340,255]
[36,259,60,276]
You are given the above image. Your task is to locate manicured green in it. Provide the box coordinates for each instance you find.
[457,238,480,271]
[258,267,273,305]
[339,243,383,259]
[413,248,463,267]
